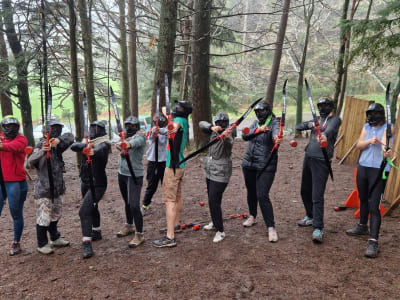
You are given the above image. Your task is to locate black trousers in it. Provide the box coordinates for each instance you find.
[143,161,165,206]
[36,221,61,248]
[300,155,330,229]
[79,183,107,238]
[357,165,387,240]
[242,167,276,228]
[206,178,228,232]
[118,173,144,233]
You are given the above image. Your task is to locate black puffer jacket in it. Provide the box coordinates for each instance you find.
[71,138,111,187]
[242,118,280,172]
[28,133,74,199]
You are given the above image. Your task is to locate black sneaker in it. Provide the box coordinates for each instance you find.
[365,239,379,258]
[152,236,177,248]
[92,230,102,241]
[82,241,94,259]
[346,224,369,236]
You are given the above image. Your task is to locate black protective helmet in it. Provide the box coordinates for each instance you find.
[317,97,334,107]
[173,100,193,118]
[254,102,272,114]
[89,120,107,139]
[124,116,139,126]
[46,120,64,139]
[153,114,167,128]
[254,102,272,124]
[317,97,334,118]
[213,112,229,123]
[366,103,385,126]
[91,120,107,128]
[1,116,20,139]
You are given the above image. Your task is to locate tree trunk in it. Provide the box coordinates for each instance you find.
[337,0,358,116]
[128,0,139,117]
[179,0,193,101]
[296,0,314,136]
[41,0,49,115]
[333,0,350,113]
[265,0,291,107]
[151,0,178,116]
[77,0,97,122]
[68,0,82,141]
[119,0,130,119]
[0,15,12,117]
[391,65,400,123]
[191,0,212,148]
[2,0,34,145]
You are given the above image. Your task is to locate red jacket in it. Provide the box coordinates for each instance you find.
[0,133,27,181]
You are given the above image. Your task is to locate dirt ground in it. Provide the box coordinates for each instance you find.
[1,137,400,300]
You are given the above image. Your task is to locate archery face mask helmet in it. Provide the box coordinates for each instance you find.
[214,112,229,129]
[1,116,20,139]
[89,120,107,139]
[366,103,385,127]
[47,120,64,139]
[172,101,193,119]
[153,114,167,128]
[254,102,271,124]
[124,116,140,137]
[317,97,334,118]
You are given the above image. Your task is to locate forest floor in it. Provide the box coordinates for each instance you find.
[1,138,400,299]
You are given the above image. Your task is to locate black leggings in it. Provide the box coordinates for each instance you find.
[118,173,143,233]
[143,161,165,206]
[206,179,228,232]
[242,167,276,228]
[79,183,106,238]
[357,165,387,240]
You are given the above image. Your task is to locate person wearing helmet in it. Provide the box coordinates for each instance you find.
[200,112,235,243]
[295,96,341,243]
[241,102,282,242]
[140,114,168,216]
[345,103,393,258]
[71,120,111,258]
[0,116,28,256]
[115,116,147,248]
[152,101,192,248]
[28,120,74,255]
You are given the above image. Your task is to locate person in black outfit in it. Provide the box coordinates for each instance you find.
[241,102,282,242]
[71,120,111,258]
[296,97,341,243]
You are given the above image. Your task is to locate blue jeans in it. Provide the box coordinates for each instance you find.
[0,181,28,241]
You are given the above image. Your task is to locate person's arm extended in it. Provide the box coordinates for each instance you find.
[295,120,313,132]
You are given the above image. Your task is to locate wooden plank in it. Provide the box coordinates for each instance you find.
[334,134,343,148]
[338,140,358,165]
[383,194,400,217]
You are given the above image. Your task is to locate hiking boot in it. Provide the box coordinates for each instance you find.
[82,241,94,259]
[203,222,215,231]
[312,229,324,243]
[37,244,54,255]
[9,242,22,256]
[152,236,177,248]
[92,230,102,241]
[116,224,135,237]
[298,216,313,227]
[50,237,70,247]
[128,232,145,248]
[141,205,150,216]
[365,239,379,258]
[268,227,278,243]
[346,224,369,236]
[243,215,257,227]
[213,231,225,243]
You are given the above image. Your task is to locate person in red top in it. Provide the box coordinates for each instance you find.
[0,116,28,256]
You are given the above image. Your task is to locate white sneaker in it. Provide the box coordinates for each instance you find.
[243,215,257,227]
[50,237,70,247]
[213,231,225,243]
[37,244,54,255]
[203,222,215,231]
[268,227,278,243]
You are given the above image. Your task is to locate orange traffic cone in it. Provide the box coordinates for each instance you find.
[344,168,360,208]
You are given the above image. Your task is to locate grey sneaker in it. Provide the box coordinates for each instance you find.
[298,216,313,227]
[346,224,369,236]
[312,229,324,243]
[152,236,177,248]
[37,244,54,255]
[365,239,379,258]
[50,237,70,247]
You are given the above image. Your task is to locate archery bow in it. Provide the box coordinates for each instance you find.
[177,97,263,167]
[257,79,287,178]
[165,73,176,174]
[305,79,334,181]
[82,92,97,206]
[110,86,138,184]
[45,85,55,202]
[155,82,160,164]
[369,83,392,193]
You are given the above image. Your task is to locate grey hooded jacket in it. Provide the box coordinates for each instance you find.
[28,133,74,199]
[118,130,146,177]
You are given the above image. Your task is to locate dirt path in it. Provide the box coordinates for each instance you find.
[1,138,400,299]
